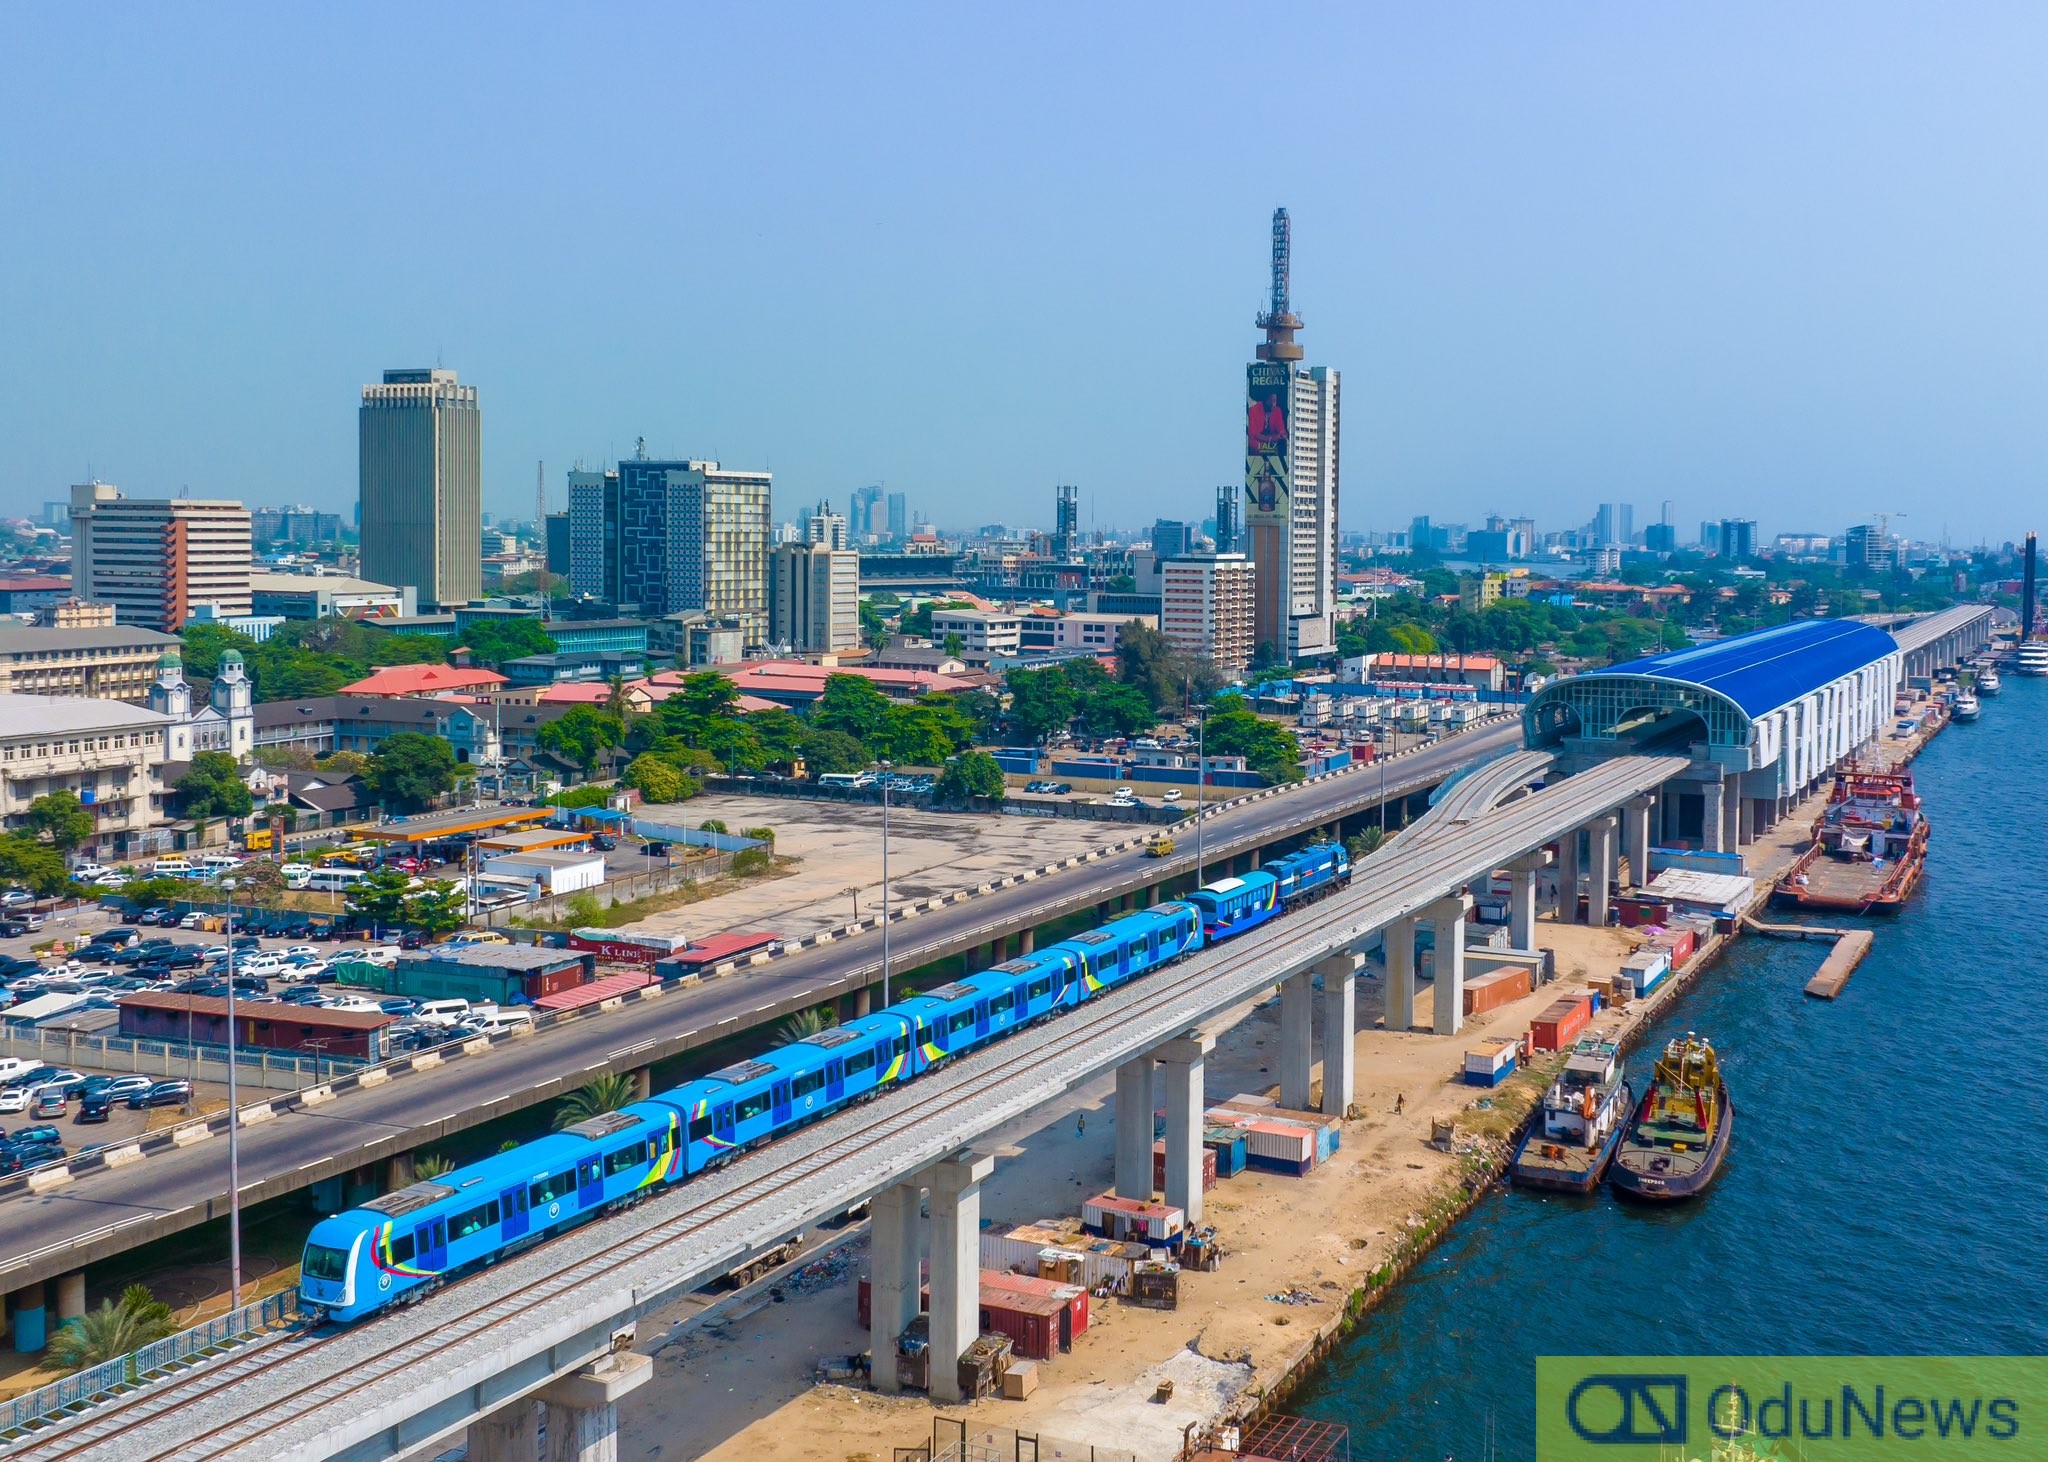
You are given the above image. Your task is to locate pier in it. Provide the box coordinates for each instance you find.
[1742,916,1876,998]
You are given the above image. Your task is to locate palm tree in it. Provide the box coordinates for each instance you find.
[777,1006,834,1045]
[414,1152,455,1180]
[48,1285,177,1372]
[1347,826,1387,860]
[552,1072,639,1131]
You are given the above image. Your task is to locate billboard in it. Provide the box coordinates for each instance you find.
[1245,362,1291,525]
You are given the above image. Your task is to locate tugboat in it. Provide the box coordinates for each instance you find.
[1511,1038,1633,1194]
[1609,1033,1732,1203]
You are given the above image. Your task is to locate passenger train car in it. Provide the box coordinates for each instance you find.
[301,847,1342,1323]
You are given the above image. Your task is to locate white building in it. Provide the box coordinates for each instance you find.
[767,544,860,653]
[69,482,253,632]
[930,607,1023,659]
[149,647,255,761]
[0,695,178,858]
[1161,553,1256,676]
[1017,612,1157,656]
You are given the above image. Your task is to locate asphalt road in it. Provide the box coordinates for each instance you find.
[0,722,1521,1293]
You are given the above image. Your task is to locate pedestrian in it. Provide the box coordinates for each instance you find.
[1394,1093,1405,1115]
[1076,1112,1086,1138]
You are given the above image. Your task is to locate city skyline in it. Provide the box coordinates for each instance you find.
[5,7,2047,543]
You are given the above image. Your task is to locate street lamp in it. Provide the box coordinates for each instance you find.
[220,877,243,1311]
[877,760,893,1007]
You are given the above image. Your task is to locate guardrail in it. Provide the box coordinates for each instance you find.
[0,1291,298,1440]
[0,717,1517,1205]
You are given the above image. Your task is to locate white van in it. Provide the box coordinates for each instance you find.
[283,864,314,890]
[149,858,196,878]
[472,1007,534,1036]
[0,1058,34,1084]
[360,945,399,968]
[195,854,240,874]
[413,999,473,1027]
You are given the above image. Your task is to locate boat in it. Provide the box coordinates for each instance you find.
[1952,690,1981,722]
[1609,1032,1731,1202]
[1977,667,2002,696]
[1771,766,1927,913]
[1510,1037,1634,1193]
[2017,642,2048,677]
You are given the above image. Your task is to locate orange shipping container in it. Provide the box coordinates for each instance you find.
[1529,995,1592,1052]
[1463,966,1532,1015]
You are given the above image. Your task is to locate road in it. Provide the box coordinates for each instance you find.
[0,721,1520,1295]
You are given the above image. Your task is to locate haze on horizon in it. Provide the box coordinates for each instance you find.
[3,3,2044,546]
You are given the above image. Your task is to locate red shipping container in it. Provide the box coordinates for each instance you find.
[1616,897,1671,929]
[977,1271,1089,1361]
[856,1268,930,1328]
[982,1270,1090,1343]
[1463,966,1532,1015]
[1529,995,1592,1052]
[1649,927,1697,967]
[1151,1141,1218,1193]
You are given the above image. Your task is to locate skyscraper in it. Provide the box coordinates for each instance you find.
[768,543,860,652]
[358,368,481,609]
[1594,502,1634,547]
[69,482,252,631]
[1152,519,1195,557]
[1213,483,1240,556]
[567,468,622,602]
[1245,208,1338,660]
[886,491,908,543]
[619,459,773,643]
[848,484,883,541]
[806,500,849,550]
[1052,484,1079,561]
[1718,519,1758,560]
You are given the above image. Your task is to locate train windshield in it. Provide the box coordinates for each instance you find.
[303,1243,351,1281]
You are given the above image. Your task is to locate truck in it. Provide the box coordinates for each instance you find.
[723,1231,805,1289]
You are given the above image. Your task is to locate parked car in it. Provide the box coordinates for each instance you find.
[0,891,32,908]
[0,921,28,939]
[0,1143,65,1173]
[29,1089,67,1118]
[1162,789,1183,803]
[398,932,424,950]
[6,1124,63,1148]
[591,834,617,851]
[128,1080,192,1110]
[82,1075,152,1100]
[179,912,208,930]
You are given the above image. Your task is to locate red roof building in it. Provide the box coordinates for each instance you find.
[716,659,974,708]
[337,664,510,698]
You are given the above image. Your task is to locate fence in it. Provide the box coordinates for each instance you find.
[0,1028,359,1092]
[482,850,737,928]
[0,1291,298,1438]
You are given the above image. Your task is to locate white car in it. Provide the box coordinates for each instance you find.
[0,1087,37,1113]
[179,912,208,930]
[283,959,329,981]
[282,945,319,960]
[199,946,230,962]
[237,954,285,975]
[1161,789,1183,803]
[96,873,132,889]
[0,891,31,908]
[71,864,113,882]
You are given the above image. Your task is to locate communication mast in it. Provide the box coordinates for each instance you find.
[1254,207,1304,364]
[535,460,546,533]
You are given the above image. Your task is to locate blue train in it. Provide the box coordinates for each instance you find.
[300,842,1348,1322]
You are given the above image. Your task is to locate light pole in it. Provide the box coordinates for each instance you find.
[1190,688,1207,887]
[221,877,243,1311]
[877,760,892,1007]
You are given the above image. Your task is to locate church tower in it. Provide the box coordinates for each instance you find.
[211,649,255,761]
[151,649,195,762]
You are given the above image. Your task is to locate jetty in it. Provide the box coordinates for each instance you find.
[1742,916,1875,998]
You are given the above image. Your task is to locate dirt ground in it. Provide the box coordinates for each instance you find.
[619,794,1128,946]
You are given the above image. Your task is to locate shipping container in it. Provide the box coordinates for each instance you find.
[1080,1193,1185,1247]
[1210,1098,1340,1163]
[856,1265,931,1328]
[981,1270,1088,1351]
[1462,966,1532,1015]
[1238,1120,1317,1174]
[978,1226,1150,1289]
[1202,1126,1248,1178]
[1647,925,1697,967]
[1529,995,1592,1052]
[532,969,654,1014]
[1463,1037,1518,1087]
[1616,896,1672,928]
[1619,949,1670,994]
[1152,1141,1218,1193]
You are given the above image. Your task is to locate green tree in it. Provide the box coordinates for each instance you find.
[453,618,559,668]
[1204,698,1303,784]
[799,728,870,777]
[858,598,889,650]
[0,835,72,896]
[878,699,972,765]
[229,858,287,909]
[404,880,469,939]
[1073,681,1156,740]
[1004,667,1079,743]
[47,1285,177,1373]
[23,790,95,851]
[178,623,260,681]
[778,1004,836,1044]
[367,733,456,811]
[935,750,1006,802]
[943,631,966,658]
[1346,826,1387,860]
[811,673,893,742]
[553,1073,639,1130]
[1116,620,1222,711]
[537,706,625,774]
[316,749,373,778]
[345,868,414,927]
[413,1153,457,1180]
[622,753,696,804]
[175,753,254,821]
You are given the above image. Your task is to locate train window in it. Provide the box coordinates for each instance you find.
[988,992,1014,1015]
[947,1009,976,1034]
[529,1170,576,1206]
[688,1112,715,1143]
[844,1048,875,1075]
[603,1145,642,1178]
[894,1036,910,1058]
[578,1157,601,1187]
[735,1091,771,1122]
[450,1205,488,1239]
[386,1230,416,1265]
[647,1137,661,1164]
[792,1070,825,1098]
[303,1244,350,1281]
[1027,978,1051,1000]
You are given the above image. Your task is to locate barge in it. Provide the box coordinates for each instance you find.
[1771,767,1926,914]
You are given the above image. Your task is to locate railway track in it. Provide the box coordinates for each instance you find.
[21,747,1680,1461]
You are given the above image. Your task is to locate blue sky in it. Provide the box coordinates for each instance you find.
[4,4,2044,545]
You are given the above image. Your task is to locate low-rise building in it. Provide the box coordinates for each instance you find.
[930,607,1023,660]
[0,694,176,857]
[336,664,510,699]
[1016,611,1156,656]
[0,576,75,615]
[500,649,648,687]
[250,573,415,622]
[253,695,499,766]
[717,658,977,709]
[0,624,183,703]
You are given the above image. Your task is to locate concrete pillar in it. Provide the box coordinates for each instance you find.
[867,1176,925,1394]
[10,1283,45,1352]
[468,1395,541,1462]
[1426,894,1472,1037]
[1586,815,1616,928]
[538,1352,652,1462]
[1144,884,1159,907]
[1508,854,1542,949]
[1114,1055,1157,1200]
[1721,785,1742,853]
[1156,1032,1214,1223]
[1383,916,1417,1031]
[1700,783,1726,853]
[1278,971,1314,1111]
[628,1066,652,1102]
[846,986,872,1020]
[1019,927,1035,954]
[1318,953,1356,1118]
[1248,847,1261,870]
[927,1152,995,1405]
[1738,797,1756,847]
[384,1151,415,1191]
[1623,796,1653,889]
[55,1273,84,1330]
[1096,900,1110,922]
[1556,829,1581,923]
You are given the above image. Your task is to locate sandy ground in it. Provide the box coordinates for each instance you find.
[618,795,1126,946]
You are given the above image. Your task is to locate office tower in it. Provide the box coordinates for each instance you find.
[619,459,772,643]
[806,500,849,550]
[1214,483,1240,556]
[1718,519,1757,560]
[768,543,860,652]
[1052,484,1079,560]
[68,482,252,631]
[1246,208,1338,660]
[544,512,572,578]
[1845,522,1899,571]
[1700,520,1722,552]
[848,485,883,541]
[567,469,622,602]
[1594,502,1634,547]
[358,367,481,609]
[886,491,908,544]
[1152,519,1195,558]
[1643,523,1677,555]
[1162,553,1256,676]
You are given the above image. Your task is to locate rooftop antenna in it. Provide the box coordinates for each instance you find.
[1255,206,1303,364]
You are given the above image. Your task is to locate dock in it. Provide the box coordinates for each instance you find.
[1741,916,1875,999]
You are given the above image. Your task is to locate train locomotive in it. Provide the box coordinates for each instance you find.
[300,841,1348,1323]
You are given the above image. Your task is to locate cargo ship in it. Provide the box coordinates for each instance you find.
[1511,1038,1633,1194]
[1771,767,1926,914]
[2017,641,2048,677]
[1609,1033,1731,1203]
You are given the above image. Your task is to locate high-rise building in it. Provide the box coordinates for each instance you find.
[769,544,861,653]
[1052,484,1079,561]
[1214,483,1240,556]
[1643,522,1677,555]
[806,500,849,550]
[567,468,622,602]
[544,512,572,578]
[1152,519,1195,557]
[1845,522,1900,571]
[1162,553,1256,677]
[848,485,883,541]
[1718,518,1758,560]
[619,459,772,643]
[1594,502,1634,547]
[68,483,253,631]
[886,491,909,544]
[358,367,481,609]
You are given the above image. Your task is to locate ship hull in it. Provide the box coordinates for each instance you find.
[1511,1081,1634,1194]
[1609,1082,1733,1203]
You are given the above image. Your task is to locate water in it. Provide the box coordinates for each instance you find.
[1296,676,2048,1458]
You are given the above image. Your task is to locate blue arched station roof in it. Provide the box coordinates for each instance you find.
[1575,619,1899,718]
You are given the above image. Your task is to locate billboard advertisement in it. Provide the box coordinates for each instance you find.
[1245,362,1291,525]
